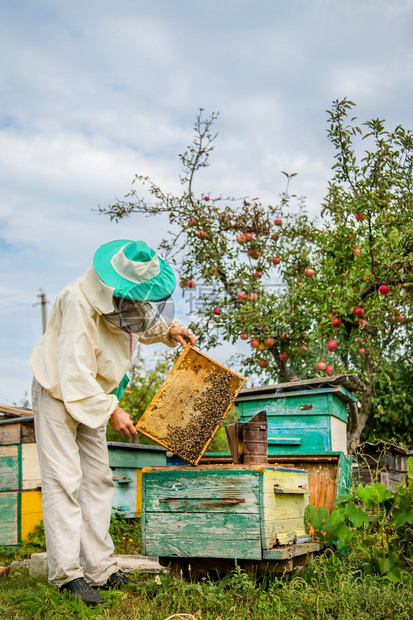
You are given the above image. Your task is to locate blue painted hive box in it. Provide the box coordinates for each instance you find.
[107,442,167,518]
[237,377,360,457]
[142,464,319,562]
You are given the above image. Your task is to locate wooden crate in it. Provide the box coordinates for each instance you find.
[0,490,43,545]
[0,443,43,545]
[142,465,313,561]
[0,416,35,446]
[136,345,245,465]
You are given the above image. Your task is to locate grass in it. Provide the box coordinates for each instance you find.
[1,518,413,619]
[1,550,413,619]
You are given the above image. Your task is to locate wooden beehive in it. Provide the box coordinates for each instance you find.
[136,345,246,465]
[0,410,43,546]
[108,442,167,518]
[142,464,318,566]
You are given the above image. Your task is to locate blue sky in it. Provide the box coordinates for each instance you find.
[1,0,413,405]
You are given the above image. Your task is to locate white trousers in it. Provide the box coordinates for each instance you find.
[31,378,118,587]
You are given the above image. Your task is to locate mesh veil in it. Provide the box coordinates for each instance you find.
[102,296,175,334]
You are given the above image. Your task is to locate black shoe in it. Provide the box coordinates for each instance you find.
[98,569,145,590]
[60,577,105,607]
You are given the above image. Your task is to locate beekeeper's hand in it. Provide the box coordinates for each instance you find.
[109,407,138,437]
[169,325,197,347]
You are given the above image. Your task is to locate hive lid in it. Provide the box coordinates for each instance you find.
[135,345,246,465]
[237,374,365,401]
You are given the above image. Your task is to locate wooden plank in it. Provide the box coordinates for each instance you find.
[20,490,43,541]
[22,443,42,490]
[0,445,20,491]
[144,512,262,559]
[0,492,19,545]
[0,424,20,446]
[136,345,245,465]
[0,405,33,417]
[20,423,36,444]
[143,468,260,514]
[136,469,143,517]
[263,541,321,560]
[237,374,365,397]
[108,443,167,468]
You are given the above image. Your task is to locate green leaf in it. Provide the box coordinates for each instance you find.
[344,503,369,528]
[379,557,393,574]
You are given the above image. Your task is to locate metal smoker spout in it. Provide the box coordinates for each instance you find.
[225,410,268,465]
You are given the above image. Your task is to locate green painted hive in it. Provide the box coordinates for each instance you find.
[237,386,357,456]
[142,465,312,561]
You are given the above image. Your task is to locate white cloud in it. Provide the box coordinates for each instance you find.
[1,0,413,404]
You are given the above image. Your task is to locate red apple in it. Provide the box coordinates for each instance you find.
[248,248,260,259]
[187,218,197,227]
[258,359,269,369]
[378,284,390,295]
[245,232,254,241]
[272,257,281,265]
[347,234,354,240]
[331,317,341,327]
[353,307,364,316]
[264,337,275,348]
[327,340,338,352]
[213,307,222,315]
[357,318,367,325]
[258,344,266,352]
[274,218,283,226]
[358,347,366,354]
[305,268,315,277]
[279,352,290,362]
[316,361,327,371]
[325,365,333,375]
[240,332,249,340]
[237,291,247,300]
[355,213,366,222]
[272,233,280,241]
[254,271,262,279]
[396,314,404,322]
[185,279,196,288]
[297,345,308,355]
[248,292,258,301]
[197,230,206,239]
[204,195,210,201]
[250,339,260,349]
[236,234,247,243]
[352,248,361,255]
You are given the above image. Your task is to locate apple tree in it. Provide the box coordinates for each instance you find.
[100,100,413,450]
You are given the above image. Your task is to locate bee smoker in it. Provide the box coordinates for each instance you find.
[225,410,268,465]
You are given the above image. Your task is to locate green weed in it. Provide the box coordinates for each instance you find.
[306,457,413,583]
[1,557,412,620]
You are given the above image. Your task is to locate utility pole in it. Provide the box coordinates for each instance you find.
[35,291,48,334]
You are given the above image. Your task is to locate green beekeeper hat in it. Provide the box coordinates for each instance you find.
[93,239,176,301]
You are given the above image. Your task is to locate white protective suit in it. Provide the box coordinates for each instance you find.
[30,264,183,587]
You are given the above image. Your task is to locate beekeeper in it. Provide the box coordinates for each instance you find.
[30,239,197,606]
